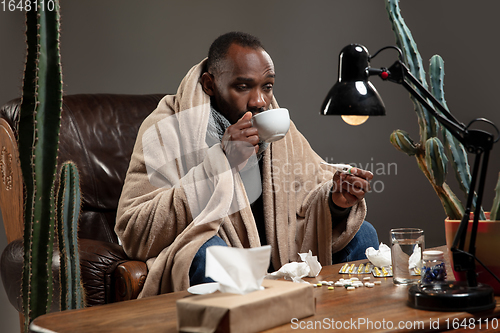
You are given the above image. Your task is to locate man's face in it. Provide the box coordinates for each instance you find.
[210,44,275,124]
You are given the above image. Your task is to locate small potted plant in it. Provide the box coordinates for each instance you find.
[385,0,500,293]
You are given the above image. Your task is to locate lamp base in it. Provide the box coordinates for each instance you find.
[408,281,496,312]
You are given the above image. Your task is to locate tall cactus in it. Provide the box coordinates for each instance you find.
[20,1,63,328]
[56,161,85,310]
[384,0,437,143]
[428,55,486,220]
[18,1,85,329]
[385,0,495,220]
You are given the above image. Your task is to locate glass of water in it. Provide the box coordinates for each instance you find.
[390,228,424,285]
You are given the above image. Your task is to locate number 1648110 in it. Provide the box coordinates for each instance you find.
[1,0,56,12]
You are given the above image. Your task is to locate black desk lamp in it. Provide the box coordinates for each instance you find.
[322,44,499,311]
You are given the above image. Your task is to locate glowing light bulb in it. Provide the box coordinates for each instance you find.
[341,115,369,126]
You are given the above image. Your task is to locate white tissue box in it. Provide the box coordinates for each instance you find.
[176,279,315,333]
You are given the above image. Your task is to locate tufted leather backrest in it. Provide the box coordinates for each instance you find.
[0,94,164,244]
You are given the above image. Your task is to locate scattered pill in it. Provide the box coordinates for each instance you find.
[347,286,355,290]
[328,286,334,290]
[374,281,382,285]
[316,283,322,287]
[363,276,371,280]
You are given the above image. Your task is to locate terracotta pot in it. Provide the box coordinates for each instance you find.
[445,213,500,295]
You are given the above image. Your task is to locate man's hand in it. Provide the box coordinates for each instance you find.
[221,112,259,170]
[331,168,373,209]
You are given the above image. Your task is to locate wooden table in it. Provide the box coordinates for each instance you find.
[31,246,500,332]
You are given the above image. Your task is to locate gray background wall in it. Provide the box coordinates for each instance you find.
[1,1,500,331]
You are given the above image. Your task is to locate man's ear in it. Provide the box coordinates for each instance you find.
[200,72,215,96]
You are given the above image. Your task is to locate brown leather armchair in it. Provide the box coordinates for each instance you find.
[0,94,164,316]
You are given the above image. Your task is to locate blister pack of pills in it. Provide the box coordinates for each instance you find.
[338,262,373,274]
[372,266,393,277]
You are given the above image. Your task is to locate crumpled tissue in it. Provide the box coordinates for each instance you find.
[408,244,422,269]
[206,245,271,295]
[365,243,392,267]
[266,250,322,283]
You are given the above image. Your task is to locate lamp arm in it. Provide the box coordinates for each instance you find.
[381,61,468,143]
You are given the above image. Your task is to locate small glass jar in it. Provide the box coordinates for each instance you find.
[420,250,447,285]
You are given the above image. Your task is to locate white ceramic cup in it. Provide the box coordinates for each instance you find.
[251,108,290,143]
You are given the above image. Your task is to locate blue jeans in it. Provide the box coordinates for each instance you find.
[188,221,379,286]
[189,235,228,286]
[331,221,379,264]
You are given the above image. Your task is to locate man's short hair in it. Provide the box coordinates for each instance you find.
[207,32,265,75]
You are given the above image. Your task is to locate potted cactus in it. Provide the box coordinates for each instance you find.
[19,1,85,330]
[385,0,500,293]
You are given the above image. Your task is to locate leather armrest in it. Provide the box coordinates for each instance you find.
[1,238,148,311]
[79,238,128,306]
[1,239,29,312]
[113,260,147,302]
[0,239,61,312]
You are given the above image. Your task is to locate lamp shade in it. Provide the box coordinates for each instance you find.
[321,44,386,116]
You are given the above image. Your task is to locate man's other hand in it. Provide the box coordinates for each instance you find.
[331,168,373,209]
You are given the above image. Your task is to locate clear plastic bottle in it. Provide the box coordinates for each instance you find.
[420,250,447,285]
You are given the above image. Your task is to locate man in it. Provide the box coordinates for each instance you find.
[116,32,378,297]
